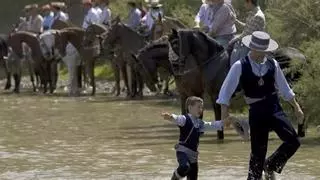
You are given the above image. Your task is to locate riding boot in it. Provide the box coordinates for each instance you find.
[171,172,180,180]
[264,163,276,180]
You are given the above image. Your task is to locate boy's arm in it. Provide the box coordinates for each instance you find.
[161,113,186,127]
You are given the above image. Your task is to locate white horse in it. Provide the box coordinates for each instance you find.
[39,30,81,96]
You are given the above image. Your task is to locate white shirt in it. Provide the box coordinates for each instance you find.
[82,7,100,29]
[216,53,295,106]
[54,11,69,22]
[171,114,223,131]
[100,6,111,25]
[141,10,164,31]
[95,6,103,23]
[195,3,208,25]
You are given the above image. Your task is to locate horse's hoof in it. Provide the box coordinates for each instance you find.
[13,89,20,94]
[164,90,174,96]
[4,84,11,90]
[115,92,120,96]
[217,130,224,140]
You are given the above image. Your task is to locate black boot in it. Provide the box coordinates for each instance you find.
[171,172,180,180]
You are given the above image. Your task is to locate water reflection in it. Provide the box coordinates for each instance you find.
[0,94,319,179]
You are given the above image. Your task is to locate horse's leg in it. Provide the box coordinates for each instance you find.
[13,66,21,94]
[47,61,55,94]
[131,69,138,98]
[122,64,130,97]
[180,93,188,114]
[5,71,11,90]
[136,70,144,98]
[27,60,36,92]
[77,65,82,88]
[112,60,121,96]
[2,58,11,90]
[90,58,96,96]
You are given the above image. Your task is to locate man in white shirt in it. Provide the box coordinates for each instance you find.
[216,31,303,180]
[93,0,103,23]
[82,0,101,29]
[41,4,54,31]
[99,0,112,26]
[51,2,69,22]
[27,4,44,34]
[140,1,164,35]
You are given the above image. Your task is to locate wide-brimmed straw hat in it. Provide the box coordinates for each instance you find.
[82,0,93,5]
[146,0,163,8]
[50,2,66,9]
[242,31,279,52]
[41,4,51,11]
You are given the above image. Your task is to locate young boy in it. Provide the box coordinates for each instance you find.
[161,96,224,180]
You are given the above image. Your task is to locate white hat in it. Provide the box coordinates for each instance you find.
[242,31,279,52]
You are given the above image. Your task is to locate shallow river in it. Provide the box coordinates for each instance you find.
[0,93,319,180]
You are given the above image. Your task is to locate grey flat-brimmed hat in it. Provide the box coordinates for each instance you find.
[242,31,279,52]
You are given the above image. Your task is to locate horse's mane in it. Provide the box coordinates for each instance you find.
[118,22,145,37]
[12,31,38,38]
[163,16,187,29]
[177,29,223,56]
[138,35,169,54]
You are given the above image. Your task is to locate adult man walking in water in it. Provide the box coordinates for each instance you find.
[217,31,303,180]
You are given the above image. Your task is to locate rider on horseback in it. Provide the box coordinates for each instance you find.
[50,2,69,22]
[25,4,44,34]
[140,0,164,37]
[126,1,142,30]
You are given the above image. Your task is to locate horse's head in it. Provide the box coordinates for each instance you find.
[84,23,108,46]
[103,15,122,47]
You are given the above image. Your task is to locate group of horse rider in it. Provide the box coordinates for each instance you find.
[194,0,265,66]
[17,0,165,36]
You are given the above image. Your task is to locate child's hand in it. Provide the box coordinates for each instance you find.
[161,112,172,120]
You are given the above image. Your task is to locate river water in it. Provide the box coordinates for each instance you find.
[0,93,319,180]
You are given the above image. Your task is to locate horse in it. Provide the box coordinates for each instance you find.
[6,31,50,93]
[149,15,187,95]
[133,29,307,139]
[103,17,147,98]
[0,34,9,80]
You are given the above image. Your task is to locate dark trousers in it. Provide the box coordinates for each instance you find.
[172,151,198,180]
[247,95,301,180]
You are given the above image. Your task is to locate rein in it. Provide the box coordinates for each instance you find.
[174,48,227,76]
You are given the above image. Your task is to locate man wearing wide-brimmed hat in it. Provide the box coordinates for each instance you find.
[217,31,304,180]
[82,0,100,29]
[41,4,54,30]
[99,0,112,26]
[126,0,142,30]
[26,4,44,34]
[140,0,164,34]
[51,1,69,22]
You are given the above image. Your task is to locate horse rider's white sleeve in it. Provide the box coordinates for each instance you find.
[195,4,207,24]
[216,60,242,106]
[273,59,295,101]
[171,114,187,127]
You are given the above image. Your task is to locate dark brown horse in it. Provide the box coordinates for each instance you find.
[6,31,51,93]
[103,17,147,98]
